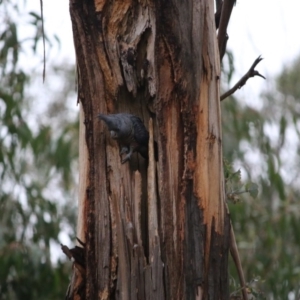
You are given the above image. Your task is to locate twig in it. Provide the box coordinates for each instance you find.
[216,0,223,11]
[40,0,46,82]
[61,244,73,260]
[61,243,85,266]
[230,225,249,300]
[215,1,223,29]
[217,0,236,61]
[61,243,86,275]
[221,56,265,101]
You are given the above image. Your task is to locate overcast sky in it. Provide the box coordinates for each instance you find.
[230,0,300,73]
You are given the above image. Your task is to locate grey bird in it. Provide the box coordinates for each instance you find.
[98,113,149,164]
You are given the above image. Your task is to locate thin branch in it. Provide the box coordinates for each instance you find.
[61,243,86,275]
[217,0,236,61]
[215,1,223,29]
[40,0,46,82]
[61,244,74,260]
[230,225,249,300]
[216,0,223,11]
[61,243,85,266]
[221,56,265,101]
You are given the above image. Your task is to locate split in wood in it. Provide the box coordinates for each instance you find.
[221,56,265,101]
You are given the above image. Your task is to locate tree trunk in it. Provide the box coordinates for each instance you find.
[69,0,230,299]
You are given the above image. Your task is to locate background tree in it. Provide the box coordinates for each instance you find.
[0,2,78,299]
[222,54,300,298]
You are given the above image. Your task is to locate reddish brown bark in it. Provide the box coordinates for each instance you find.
[68,0,230,299]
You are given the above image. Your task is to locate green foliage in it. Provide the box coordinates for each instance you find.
[224,159,258,203]
[222,55,300,299]
[222,50,235,86]
[0,1,78,299]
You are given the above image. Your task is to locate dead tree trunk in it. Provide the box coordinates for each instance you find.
[69,0,230,298]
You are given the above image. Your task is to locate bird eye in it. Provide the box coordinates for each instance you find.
[110,130,118,139]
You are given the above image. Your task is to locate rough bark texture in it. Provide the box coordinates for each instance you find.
[69,0,230,299]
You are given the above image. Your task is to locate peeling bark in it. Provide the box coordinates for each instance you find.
[69,0,230,299]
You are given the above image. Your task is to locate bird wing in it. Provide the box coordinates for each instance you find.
[130,115,149,146]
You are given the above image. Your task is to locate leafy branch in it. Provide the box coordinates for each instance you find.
[224,160,259,203]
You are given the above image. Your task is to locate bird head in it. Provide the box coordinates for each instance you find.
[98,113,134,141]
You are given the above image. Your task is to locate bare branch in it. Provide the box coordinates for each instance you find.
[39,0,46,82]
[216,0,223,11]
[215,1,223,29]
[61,244,73,260]
[230,225,249,300]
[221,56,265,101]
[217,0,236,61]
[61,243,85,267]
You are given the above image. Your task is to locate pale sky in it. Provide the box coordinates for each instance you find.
[230,0,300,74]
